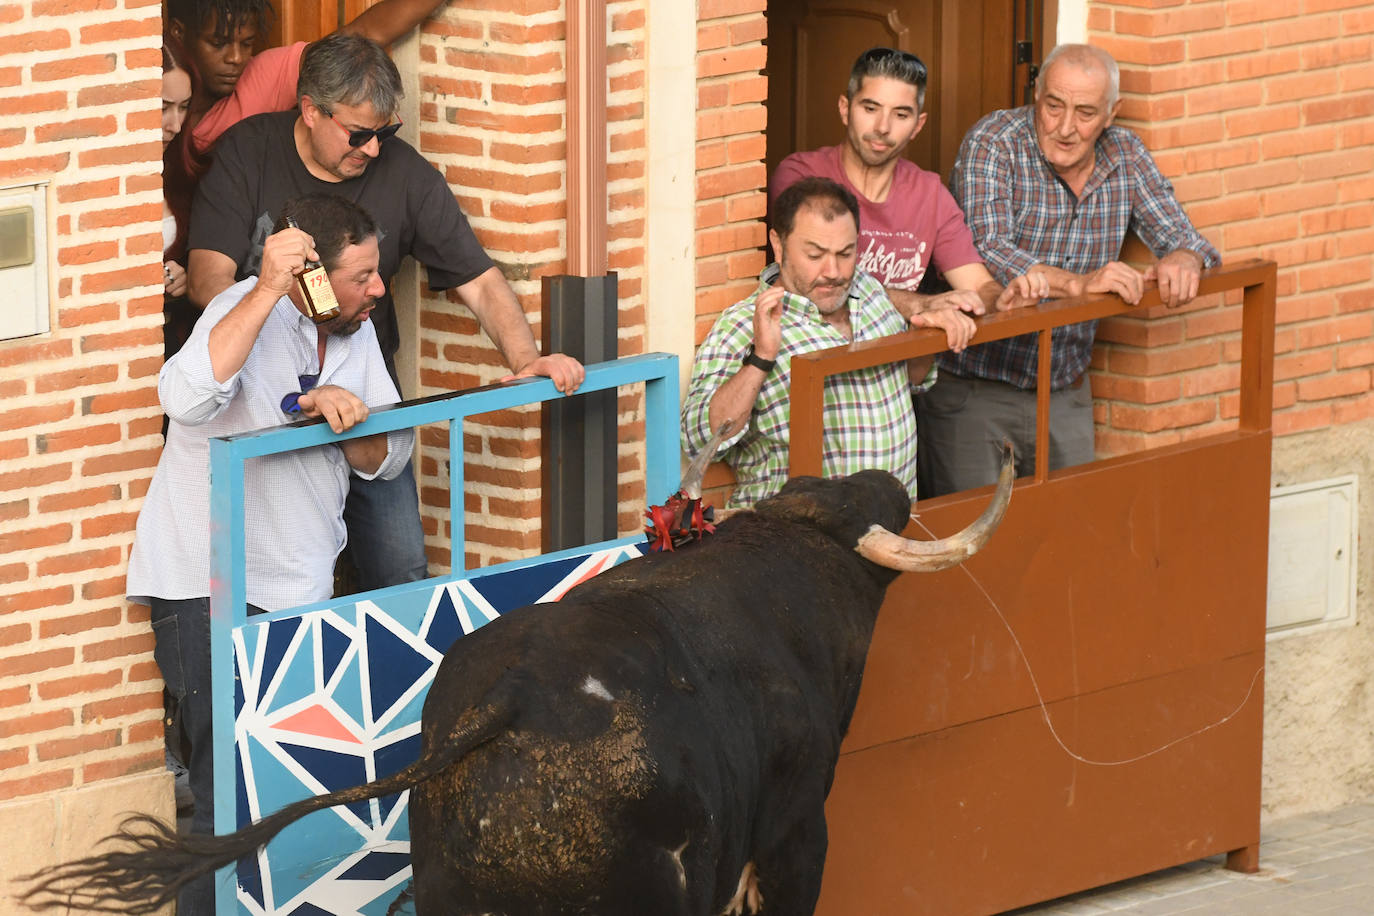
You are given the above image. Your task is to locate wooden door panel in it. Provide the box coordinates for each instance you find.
[269,0,377,47]
[767,0,1037,184]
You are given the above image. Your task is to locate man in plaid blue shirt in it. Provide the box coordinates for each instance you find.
[919,43,1221,497]
[683,177,975,508]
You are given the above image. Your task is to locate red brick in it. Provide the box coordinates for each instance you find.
[35,423,122,454]
[38,728,121,762]
[84,748,164,782]
[82,387,159,415]
[83,690,162,723]
[81,630,153,662]
[1297,370,1372,401]
[82,574,127,600]
[38,669,123,701]
[0,769,74,801]
[80,448,161,477]
[0,29,69,54]
[0,402,73,433]
[0,646,73,678]
[0,709,72,740]
[0,462,71,492]
[80,326,163,353]
[31,54,117,83]
[0,584,74,614]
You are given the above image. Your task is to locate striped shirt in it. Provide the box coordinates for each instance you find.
[944,105,1221,390]
[682,266,918,508]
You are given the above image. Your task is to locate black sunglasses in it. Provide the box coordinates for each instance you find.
[859,46,928,84]
[322,108,403,148]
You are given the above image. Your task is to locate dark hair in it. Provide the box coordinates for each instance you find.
[167,0,274,41]
[771,177,860,239]
[273,195,378,272]
[298,32,404,120]
[161,32,202,263]
[846,46,928,110]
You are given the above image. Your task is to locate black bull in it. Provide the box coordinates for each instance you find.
[22,452,1012,916]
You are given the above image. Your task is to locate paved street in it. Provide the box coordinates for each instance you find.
[1007,797,1374,914]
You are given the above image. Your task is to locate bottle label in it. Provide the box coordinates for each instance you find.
[300,265,341,319]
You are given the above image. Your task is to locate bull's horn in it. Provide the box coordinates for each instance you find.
[682,422,735,500]
[855,441,1014,572]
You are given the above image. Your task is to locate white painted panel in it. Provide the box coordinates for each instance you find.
[1267,475,1358,639]
[0,182,49,341]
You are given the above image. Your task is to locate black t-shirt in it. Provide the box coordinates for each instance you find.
[189,110,494,383]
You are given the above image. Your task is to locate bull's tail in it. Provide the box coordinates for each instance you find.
[18,701,511,914]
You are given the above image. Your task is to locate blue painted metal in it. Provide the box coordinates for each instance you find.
[206,354,679,913]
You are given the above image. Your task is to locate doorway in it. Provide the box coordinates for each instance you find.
[765,0,1056,184]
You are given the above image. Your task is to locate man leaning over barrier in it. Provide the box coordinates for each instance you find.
[126,194,413,916]
[919,42,1221,498]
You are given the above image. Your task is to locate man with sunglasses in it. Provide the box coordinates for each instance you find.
[769,47,1047,362]
[187,33,584,592]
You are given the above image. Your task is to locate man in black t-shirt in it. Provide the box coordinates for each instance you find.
[188,33,584,591]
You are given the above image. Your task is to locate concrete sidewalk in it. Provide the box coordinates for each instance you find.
[1006,797,1374,915]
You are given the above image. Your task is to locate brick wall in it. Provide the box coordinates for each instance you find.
[1088,0,1374,454]
[0,3,165,809]
[0,1,166,851]
[695,0,768,505]
[414,0,648,571]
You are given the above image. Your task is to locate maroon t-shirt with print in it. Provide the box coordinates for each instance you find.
[769,144,982,291]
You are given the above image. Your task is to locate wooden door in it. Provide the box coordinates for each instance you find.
[766,0,1054,184]
[268,0,376,46]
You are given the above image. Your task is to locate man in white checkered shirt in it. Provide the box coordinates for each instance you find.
[682,177,976,509]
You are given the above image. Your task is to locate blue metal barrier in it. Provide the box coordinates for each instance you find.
[206,353,679,914]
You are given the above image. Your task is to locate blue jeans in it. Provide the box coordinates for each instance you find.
[343,459,428,590]
[149,596,216,916]
[152,596,269,914]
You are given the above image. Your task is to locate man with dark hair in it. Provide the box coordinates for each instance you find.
[187,32,584,590]
[127,193,413,915]
[683,177,972,508]
[769,46,1046,330]
[922,43,1221,496]
[168,0,448,154]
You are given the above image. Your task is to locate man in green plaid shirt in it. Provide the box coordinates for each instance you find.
[682,177,976,509]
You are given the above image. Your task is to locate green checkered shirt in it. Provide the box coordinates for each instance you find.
[682,266,918,509]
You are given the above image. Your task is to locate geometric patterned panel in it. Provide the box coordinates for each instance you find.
[231,541,644,914]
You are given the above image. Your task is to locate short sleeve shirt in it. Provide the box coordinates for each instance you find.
[189,111,495,384]
[770,145,982,291]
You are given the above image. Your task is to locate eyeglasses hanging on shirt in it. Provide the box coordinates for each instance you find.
[280,373,320,415]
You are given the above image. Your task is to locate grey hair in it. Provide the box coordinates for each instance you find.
[1036,43,1120,107]
[845,46,927,111]
[297,32,404,120]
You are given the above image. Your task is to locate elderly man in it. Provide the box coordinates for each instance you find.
[128,194,412,914]
[187,32,583,590]
[770,46,1045,326]
[683,177,972,508]
[919,42,1221,497]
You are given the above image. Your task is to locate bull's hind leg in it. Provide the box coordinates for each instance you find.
[751,812,828,916]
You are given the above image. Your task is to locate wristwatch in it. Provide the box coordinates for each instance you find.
[742,345,775,373]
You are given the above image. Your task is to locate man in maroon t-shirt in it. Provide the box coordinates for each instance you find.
[770,47,1047,329]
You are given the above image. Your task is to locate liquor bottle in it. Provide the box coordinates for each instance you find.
[285,216,341,324]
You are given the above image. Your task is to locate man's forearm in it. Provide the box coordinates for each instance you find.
[206,282,281,382]
[459,267,543,372]
[340,433,389,476]
[706,365,768,442]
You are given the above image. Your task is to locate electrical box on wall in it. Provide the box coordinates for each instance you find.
[0,182,50,342]
[1267,475,1359,640]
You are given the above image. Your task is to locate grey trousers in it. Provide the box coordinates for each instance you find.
[915,370,1095,499]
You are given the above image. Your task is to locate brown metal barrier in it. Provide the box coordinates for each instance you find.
[790,259,1277,916]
